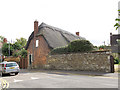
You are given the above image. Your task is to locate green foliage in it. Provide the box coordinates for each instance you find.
[114,9,120,30]
[68,40,93,52]
[0,35,4,42]
[13,42,21,50]
[13,48,27,58]
[114,23,120,30]
[19,48,27,58]
[2,43,13,56]
[93,46,98,48]
[51,40,93,54]
[99,45,105,49]
[12,50,20,57]
[2,37,27,58]
[16,37,27,49]
[51,46,68,54]
[115,18,120,21]
[114,57,120,64]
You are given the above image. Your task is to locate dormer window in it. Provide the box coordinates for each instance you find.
[36,40,39,47]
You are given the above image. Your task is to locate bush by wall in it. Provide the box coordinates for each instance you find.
[114,57,120,64]
[50,40,93,54]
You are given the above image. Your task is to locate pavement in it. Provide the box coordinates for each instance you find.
[19,69,119,78]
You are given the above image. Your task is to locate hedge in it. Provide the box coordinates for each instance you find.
[50,40,93,54]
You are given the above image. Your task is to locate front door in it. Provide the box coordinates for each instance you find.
[29,54,32,65]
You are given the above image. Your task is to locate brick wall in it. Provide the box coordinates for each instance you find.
[27,35,50,69]
[46,52,111,72]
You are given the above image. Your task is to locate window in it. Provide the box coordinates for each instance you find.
[36,40,39,47]
[6,63,17,67]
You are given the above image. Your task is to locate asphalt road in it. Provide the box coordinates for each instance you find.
[0,72,118,88]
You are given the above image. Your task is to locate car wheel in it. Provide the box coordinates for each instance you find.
[15,72,18,75]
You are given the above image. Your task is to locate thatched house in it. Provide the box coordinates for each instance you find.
[25,21,85,68]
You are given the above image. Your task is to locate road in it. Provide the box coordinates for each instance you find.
[0,71,118,88]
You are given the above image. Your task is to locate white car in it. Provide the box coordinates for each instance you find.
[0,61,20,76]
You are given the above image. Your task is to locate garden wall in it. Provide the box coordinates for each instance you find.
[46,52,112,72]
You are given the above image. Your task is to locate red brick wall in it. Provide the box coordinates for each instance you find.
[27,35,50,68]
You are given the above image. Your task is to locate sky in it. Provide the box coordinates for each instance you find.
[0,0,119,46]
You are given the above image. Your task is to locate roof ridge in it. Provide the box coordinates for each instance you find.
[39,23,79,36]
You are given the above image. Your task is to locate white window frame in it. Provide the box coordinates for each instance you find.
[31,54,33,62]
[36,40,39,47]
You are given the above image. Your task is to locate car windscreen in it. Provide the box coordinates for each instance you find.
[6,63,17,67]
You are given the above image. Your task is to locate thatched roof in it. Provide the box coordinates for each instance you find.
[26,22,85,49]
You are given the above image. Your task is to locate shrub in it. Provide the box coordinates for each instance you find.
[99,45,105,50]
[12,51,20,57]
[114,57,119,64]
[67,40,93,52]
[50,40,93,54]
[50,46,68,54]
[19,48,27,58]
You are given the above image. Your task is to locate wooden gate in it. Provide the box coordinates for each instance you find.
[110,55,114,73]
[20,58,28,69]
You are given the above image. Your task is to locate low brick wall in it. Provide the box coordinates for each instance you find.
[46,53,111,72]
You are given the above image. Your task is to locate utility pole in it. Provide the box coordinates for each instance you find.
[103,41,105,46]
[8,41,10,61]
[9,42,10,56]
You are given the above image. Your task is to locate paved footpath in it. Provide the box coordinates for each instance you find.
[20,69,119,78]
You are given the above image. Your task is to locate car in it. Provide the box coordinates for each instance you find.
[0,61,20,76]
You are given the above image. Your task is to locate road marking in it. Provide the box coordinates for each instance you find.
[14,79,23,82]
[0,79,9,89]
[31,77,39,80]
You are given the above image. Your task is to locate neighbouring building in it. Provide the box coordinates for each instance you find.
[25,21,85,68]
[110,33,120,53]
[0,38,7,62]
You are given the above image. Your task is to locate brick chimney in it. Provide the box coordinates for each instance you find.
[76,32,79,36]
[3,38,7,43]
[34,20,38,36]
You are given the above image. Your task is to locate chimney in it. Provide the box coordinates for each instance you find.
[3,38,7,43]
[110,32,112,36]
[110,32,112,45]
[34,20,38,37]
[76,32,79,36]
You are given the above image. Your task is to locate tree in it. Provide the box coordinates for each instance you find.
[99,45,105,50]
[15,37,27,49]
[13,48,27,58]
[0,35,4,42]
[13,42,21,50]
[2,43,13,56]
[19,48,27,58]
[114,9,120,30]
[12,37,27,57]
[2,37,27,57]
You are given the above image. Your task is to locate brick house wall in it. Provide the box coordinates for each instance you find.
[27,21,50,68]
